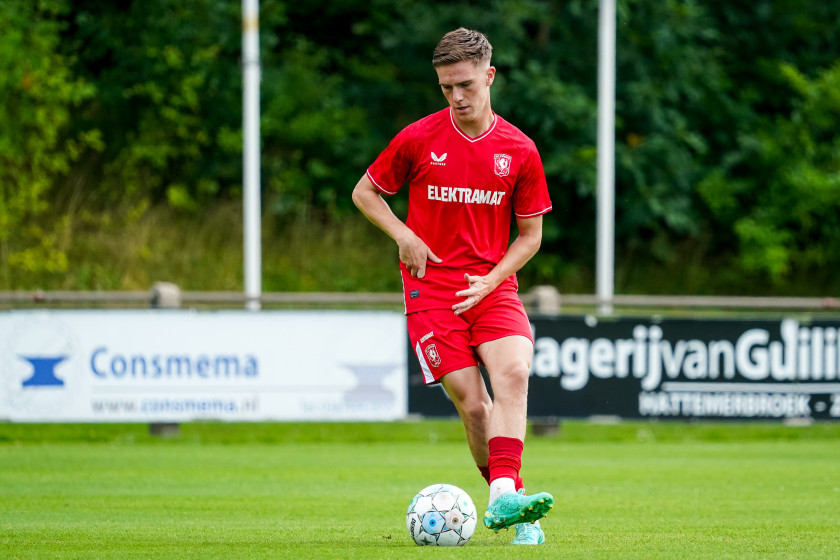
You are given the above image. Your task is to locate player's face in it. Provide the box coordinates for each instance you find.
[436,60,495,133]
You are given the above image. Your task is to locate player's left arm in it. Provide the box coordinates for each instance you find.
[452,214,543,316]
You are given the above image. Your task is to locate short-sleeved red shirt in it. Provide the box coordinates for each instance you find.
[367,107,552,314]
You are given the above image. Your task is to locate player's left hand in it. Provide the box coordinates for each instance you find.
[452,273,493,316]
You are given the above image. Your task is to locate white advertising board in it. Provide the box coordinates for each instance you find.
[0,310,407,422]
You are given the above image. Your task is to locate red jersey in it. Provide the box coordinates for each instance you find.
[367,107,552,314]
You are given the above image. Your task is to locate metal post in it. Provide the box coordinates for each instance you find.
[150,282,181,437]
[596,0,616,315]
[242,0,262,311]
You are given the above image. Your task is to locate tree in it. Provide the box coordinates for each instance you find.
[0,0,100,288]
[60,0,244,211]
[699,62,840,284]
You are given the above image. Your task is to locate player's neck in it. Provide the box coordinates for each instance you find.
[454,108,495,139]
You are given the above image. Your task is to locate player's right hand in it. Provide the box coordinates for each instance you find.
[398,232,442,278]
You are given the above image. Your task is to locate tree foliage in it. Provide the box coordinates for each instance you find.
[2,0,840,293]
[0,0,99,284]
[699,62,840,282]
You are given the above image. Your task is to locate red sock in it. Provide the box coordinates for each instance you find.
[480,464,521,488]
[488,436,523,483]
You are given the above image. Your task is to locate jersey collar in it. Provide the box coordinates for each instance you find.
[448,108,497,143]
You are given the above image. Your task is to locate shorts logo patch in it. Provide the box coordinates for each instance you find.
[410,290,420,299]
[424,343,442,368]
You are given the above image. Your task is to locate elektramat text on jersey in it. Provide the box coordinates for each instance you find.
[427,185,506,205]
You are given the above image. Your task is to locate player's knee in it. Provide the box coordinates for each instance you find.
[504,360,531,386]
[490,362,530,398]
[460,394,491,426]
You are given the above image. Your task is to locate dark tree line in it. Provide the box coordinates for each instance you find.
[2,0,839,294]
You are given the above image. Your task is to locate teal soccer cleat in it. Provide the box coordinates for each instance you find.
[483,490,554,531]
[511,519,545,545]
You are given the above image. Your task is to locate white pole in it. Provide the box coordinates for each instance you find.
[242,0,261,311]
[596,0,616,315]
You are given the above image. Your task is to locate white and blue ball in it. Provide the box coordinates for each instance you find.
[406,483,477,546]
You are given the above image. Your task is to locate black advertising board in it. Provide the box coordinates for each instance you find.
[408,316,840,421]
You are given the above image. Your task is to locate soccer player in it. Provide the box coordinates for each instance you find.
[352,28,554,545]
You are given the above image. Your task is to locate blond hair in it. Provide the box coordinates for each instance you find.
[432,28,492,67]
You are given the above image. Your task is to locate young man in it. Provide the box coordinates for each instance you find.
[352,28,553,545]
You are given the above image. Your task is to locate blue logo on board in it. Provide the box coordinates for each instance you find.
[19,356,67,387]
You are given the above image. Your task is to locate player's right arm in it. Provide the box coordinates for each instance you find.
[352,174,442,279]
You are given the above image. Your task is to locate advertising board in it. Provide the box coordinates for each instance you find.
[408,316,840,421]
[1,310,407,422]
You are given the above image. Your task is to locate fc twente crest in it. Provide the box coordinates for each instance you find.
[424,344,442,368]
[494,154,512,177]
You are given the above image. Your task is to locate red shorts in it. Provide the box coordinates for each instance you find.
[407,288,534,385]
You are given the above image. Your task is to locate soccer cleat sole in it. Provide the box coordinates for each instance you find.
[483,493,554,531]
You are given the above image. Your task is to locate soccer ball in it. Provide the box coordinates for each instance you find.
[406,483,477,546]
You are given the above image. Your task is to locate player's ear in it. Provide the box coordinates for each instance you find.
[486,66,496,86]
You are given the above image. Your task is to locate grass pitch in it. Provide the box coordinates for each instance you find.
[1,421,839,559]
